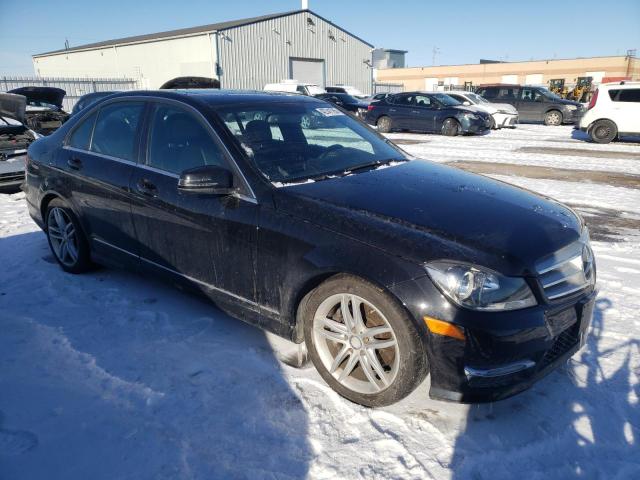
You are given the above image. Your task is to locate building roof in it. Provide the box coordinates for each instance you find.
[34,9,373,57]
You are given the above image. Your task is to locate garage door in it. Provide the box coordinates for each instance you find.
[290,58,325,86]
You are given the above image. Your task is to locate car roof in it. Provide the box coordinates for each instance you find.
[103,89,326,107]
[599,81,640,89]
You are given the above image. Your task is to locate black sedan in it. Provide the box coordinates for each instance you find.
[314,93,369,117]
[25,91,596,406]
[365,92,492,135]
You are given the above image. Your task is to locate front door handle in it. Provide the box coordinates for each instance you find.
[136,178,158,197]
[67,157,82,170]
[389,108,397,112]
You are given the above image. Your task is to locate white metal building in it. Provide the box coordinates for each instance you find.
[32,9,374,93]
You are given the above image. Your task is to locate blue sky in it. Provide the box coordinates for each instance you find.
[1,0,639,75]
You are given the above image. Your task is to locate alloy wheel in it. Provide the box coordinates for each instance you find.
[47,207,79,267]
[312,293,400,394]
[546,111,562,126]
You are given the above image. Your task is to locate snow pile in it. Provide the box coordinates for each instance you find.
[1,125,638,479]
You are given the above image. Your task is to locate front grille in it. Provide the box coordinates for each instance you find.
[539,324,579,369]
[536,234,594,301]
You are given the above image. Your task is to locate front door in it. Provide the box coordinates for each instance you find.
[60,100,145,260]
[129,101,259,304]
[518,87,546,122]
[413,94,438,132]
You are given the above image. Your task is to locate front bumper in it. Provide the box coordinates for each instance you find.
[390,275,596,403]
[492,112,518,128]
[562,108,584,124]
[460,115,492,134]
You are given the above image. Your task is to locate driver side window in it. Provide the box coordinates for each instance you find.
[147,104,227,175]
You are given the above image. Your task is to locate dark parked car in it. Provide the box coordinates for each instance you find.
[25,90,596,406]
[8,86,69,135]
[160,76,220,89]
[71,91,117,116]
[0,93,39,191]
[314,93,369,116]
[476,84,584,126]
[364,92,492,135]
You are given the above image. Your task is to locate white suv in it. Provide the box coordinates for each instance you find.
[578,82,640,143]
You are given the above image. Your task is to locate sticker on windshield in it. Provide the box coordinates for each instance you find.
[316,107,345,117]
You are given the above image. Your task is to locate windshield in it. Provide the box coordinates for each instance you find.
[540,88,563,100]
[432,93,460,106]
[306,85,326,95]
[218,102,405,184]
[467,92,488,104]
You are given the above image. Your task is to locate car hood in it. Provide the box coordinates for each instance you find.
[276,161,582,276]
[8,87,66,108]
[489,102,517,113]
[558,98,582,107]
[0,93,26,123]
[452,105,488,116]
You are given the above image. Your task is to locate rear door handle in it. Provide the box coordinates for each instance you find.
[136,178,158,197]
[389,108,397,112]
[67,157,82,170]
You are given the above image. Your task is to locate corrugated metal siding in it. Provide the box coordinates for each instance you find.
[218,12,372,94]
[1,76,139,111]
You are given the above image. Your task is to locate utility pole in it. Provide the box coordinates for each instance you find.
[432,46,441,66]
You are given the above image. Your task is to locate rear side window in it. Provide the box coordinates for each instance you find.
[497,88,520,100]
[67,111,97,150]
[477,87,496,99]
[91,102,144,161]
[610,89,640,102]
[147,104,227,175]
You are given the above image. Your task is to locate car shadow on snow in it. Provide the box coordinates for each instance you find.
[0,231,313,480]
[449,296,639,479]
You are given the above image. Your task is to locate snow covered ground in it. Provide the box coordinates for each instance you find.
[1,125,638,479]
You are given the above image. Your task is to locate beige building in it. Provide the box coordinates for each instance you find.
[376,55,640,91]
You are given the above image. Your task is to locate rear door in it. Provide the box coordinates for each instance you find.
[129,100,259,303]
[61,100,145,261]
[610,88,640,133]
[389,94,416,129]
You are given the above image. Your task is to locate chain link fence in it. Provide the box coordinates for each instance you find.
[1,76,140,111]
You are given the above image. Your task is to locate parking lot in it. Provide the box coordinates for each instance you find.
[1,124,638,479]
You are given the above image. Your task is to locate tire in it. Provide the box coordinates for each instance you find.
[544,110,563,126]
[441,118,461,136]
[45,199,92,274]
[589,119,618,144]
[377,116,392,133]
[302,274,428,407]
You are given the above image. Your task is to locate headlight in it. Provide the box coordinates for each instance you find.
[498,109,514,114]
[565,105,577,111]
[461,112,479,121]
[425,261,537,311]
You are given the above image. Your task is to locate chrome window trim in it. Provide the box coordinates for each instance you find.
[62,145,137,166]
[92,237,278,315]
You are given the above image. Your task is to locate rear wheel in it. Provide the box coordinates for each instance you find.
[441,118,461,136]
[377,116,392,133]
[45,199,92,273]
[303,275,428,407]
[544,110,563,126]
[589,119,617,144]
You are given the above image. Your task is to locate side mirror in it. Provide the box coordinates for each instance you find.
[178,165,236,195]
[462,101,471,106]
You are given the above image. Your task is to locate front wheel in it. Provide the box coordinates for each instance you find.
[589,119,617,144]
[544,110,563,126]
[303,275,428,407]
[441,118,461,136]
[45,199,92,273]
